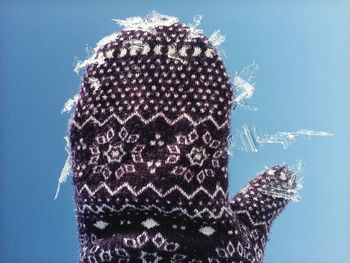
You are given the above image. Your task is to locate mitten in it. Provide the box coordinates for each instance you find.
[68,13,299,263]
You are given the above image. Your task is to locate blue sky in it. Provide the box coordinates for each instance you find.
[0,1,349,262]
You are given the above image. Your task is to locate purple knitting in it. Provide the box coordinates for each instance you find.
[68,12,299,263]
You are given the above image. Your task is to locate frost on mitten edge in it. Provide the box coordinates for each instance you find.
[73,11,227,76]
[54,135,72,200]
[256,161,304,202]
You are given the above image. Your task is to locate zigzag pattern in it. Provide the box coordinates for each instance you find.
[77,203,231,220]
[77,182,227,200]
[235,210,269,232]
[71,111,229,130]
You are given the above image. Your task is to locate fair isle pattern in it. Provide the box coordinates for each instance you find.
[69,13,297,263]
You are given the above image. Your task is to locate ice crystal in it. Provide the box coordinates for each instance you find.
[232,62,259,111]
[112,10,178,33]
[54,136,72,200]
[61,93,80,114]
[259,160,304,202]
[226,124,333,156]
[209,30,226,47]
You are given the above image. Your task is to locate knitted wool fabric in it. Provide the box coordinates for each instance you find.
[69,13,298,263]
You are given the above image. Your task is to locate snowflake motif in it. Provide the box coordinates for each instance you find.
[186,147,208,166]
[89,126,139,166]
[88,127,115,165]
[104,143,126,163]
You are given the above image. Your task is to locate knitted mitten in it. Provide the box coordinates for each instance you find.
[68,13,299,263]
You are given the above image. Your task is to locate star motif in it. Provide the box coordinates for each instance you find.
[104,143,126,163]
[186,147,208,166]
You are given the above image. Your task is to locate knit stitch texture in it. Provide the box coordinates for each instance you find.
[68,12,298,263]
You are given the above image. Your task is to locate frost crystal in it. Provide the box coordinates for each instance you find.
[257,129,334,149]
[88,77,101,91]
[259,160,304,202]
[112,10,179,32]
[54,136,72,200]
[73,31,122,74]
[225,124,333,156]
[74,49,106,74]
[232,63,259,111]
[209,30,225,47]
[187,15,204,39]
[73,11,208,74]
[61,93,80,114]
[208,29,226,58]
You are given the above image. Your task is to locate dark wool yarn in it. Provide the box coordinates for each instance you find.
[68,13,298,263]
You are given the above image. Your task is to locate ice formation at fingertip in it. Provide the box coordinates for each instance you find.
[259,161,304,202]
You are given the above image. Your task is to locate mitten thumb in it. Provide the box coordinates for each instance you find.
[229,165,301,238]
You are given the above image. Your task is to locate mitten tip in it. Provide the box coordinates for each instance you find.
[259,161,304,202]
